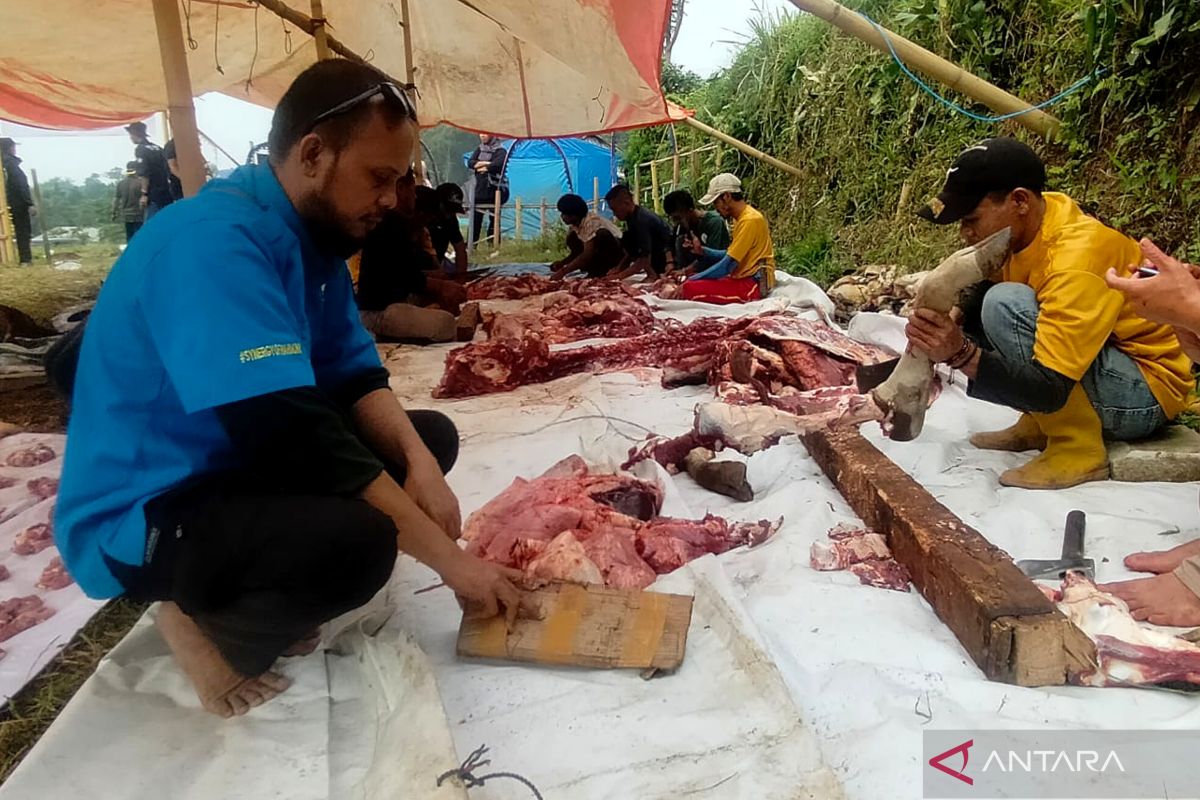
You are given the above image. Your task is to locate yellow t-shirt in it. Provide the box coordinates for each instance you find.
[1003,192,1193,418]
[726,205,776,290]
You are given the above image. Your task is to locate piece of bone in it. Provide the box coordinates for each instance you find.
[872,227,1012,441]
[684,446,754,502]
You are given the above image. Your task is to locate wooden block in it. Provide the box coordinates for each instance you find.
[803,428,1096,686]
[456,582,694,671]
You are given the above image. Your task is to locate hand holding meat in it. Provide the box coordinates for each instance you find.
[405,461,463,539]
[1105,239,1200,329]
[905,308,966,364]
[443,554,525,629]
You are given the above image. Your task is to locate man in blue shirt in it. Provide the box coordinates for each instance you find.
[56,60,522,719]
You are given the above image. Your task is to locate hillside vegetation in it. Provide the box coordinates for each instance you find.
[630,0,1200,284]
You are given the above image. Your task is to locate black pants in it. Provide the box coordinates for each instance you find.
[124,220,142,242]
[45,322,87,405]
[471,209,496,244]
[113,410,460,677]
[12,205,32,263]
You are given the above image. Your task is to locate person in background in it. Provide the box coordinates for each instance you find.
[112,161,145,243]
[906,138,1192,489]
[430,183,469,275]
[357,178,468,343]
[604,184,674,280]
[125,121,174,222]
[163,138,185,202]
[682,173,776,303]
[467,134,509,246]
[663,188,730,274]
[1,137,35,265]
[549,193,624,280]
[57,60,520,720]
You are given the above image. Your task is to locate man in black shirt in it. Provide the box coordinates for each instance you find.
[126,122,175,221]
[430,183,468,274]
[604,184,674,279]
[1,137,34,265]
[163,139,185,201]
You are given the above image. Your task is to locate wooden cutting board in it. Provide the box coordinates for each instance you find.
[456,582,694,671]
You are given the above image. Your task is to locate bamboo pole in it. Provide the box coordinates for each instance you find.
[672,125,681,189]
[683,117,805,179]
[637,144,716,170]
[0,165,13,264]
[784,0,1060,139]
[649,160,661,214]
[895,181,912,220]
[492,189,502,248]
[514,197,523,241]
[632,166,640,205]
[399,0,425,183]
[256,0,365,64]
[30,170,51,263]
[593,176,600,213]
[309,0,332,60]
[151,0,206,197]
[540,197,547,236]
[690,148,699,192]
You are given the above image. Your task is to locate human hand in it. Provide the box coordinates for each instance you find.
[686,235,703,256]
[139,195,148,210]
[1105,239,1200,329]
[474,163,489,174]
[441,552,525,629]
[905,308,966,363]
[405,460,462,539]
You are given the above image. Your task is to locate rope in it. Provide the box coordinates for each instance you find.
[181,0,199,50]
[213,0,225,74]
[858,11,1104,123]
[436,745,544,800]
[244,1,260,94]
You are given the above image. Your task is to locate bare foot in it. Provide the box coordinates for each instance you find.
[1099,574,1200,627]
[156,602,292,718]
[1124,539,1200,574]
[282,629,321,657]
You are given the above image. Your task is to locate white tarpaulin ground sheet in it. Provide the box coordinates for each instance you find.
[5,277,1200,799]
[0,433,104,704]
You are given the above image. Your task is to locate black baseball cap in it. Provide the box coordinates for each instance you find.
[435,182,466,214]
[918,138,1046,225]
[124,121,148,135]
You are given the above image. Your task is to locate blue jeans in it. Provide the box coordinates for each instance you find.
[980,283,1168,441]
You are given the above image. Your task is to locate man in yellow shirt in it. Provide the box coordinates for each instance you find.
[906,138,1193,490]
[681,173,776,304]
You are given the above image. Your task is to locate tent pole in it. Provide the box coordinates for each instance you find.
[649,160,661,213]
[784,0,1060,139]
[0,168,13,264]
[399,0,425,184]
[309,0,332,60]
[670,125,681,189]
[151,0,206,196]
[683,117,804,179]
[30,170,51,264]
[514,197,523,241]
[593,177,600,213]
[540,197,547,236]
[492,189,502,248]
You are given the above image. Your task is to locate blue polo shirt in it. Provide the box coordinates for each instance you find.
[56,164,382,598]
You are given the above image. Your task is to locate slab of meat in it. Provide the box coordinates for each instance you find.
[0,595,55,642]
[486,294,658,344]
[435,315,750,399]
[0,476,16,490]
[5,444,56,468]
[0,564,9,581]
[13,523,53,555]
[37,556,73,591]
[467,274,562,300]
[464,456,779,590]
[1051,571,1200,687]
[27,477,59,500]
[809,524,910,591]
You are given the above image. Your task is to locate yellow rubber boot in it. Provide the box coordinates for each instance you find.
[999,385,1109,490]
[969,414,1047,452]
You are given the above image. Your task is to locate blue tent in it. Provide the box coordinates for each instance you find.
[463,137,619,239]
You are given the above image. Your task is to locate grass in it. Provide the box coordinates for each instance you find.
[0,600,147,784]
[1,243,120,323]
[473,226,565,265]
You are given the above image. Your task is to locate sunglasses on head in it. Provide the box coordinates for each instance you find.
[307,81,417,131]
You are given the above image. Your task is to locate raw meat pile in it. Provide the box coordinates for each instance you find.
[27,477,58,501]
[1049,571,1200,687]
[435,313,893,399]
[36,556,73,591]
[467,274,562,301]
[809,523,911,591]
[485,292,658,344]
[5,444,56,468]
[0,595,55,643]
[463,456,780,589]
[13,523,53,556]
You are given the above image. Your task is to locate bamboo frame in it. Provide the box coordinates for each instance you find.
[309,0,332,60]
[683,117,805,179]
[514,197,523,241]
[399,0,425,183]
[785,0,1061,139]
[30,169,51,263]
[151,0,205,197]
[0,165,13,264]
[492,189,502,248]
[649,160,661,213]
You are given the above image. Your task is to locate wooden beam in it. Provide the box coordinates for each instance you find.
[683,116,805,179]
[784,0,1061,139]
[151,0,206,197]
[492,189,502,248]
[539,196,547,236]
[802,428,1095,686]
[514,196,523,241]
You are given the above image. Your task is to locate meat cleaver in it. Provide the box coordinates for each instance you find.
[1016,510,1094,580]
[855,357,901,393]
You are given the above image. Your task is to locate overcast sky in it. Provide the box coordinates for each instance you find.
[0,0,797,183]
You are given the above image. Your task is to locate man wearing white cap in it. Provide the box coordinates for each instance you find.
[682,172,776,304]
